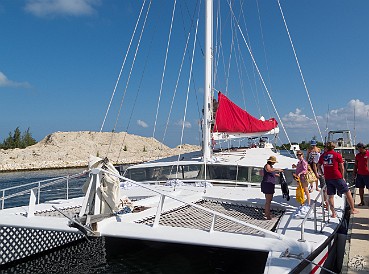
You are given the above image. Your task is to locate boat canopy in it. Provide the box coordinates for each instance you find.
[213,92,278,134]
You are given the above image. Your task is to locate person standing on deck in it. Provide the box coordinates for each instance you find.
[306,139,321,192]
[292,151,310,206]
[261,156,283,220]
[317,142,359,217]
[353,142,369,206]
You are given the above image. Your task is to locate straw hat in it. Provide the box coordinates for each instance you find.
[267,156,278,163]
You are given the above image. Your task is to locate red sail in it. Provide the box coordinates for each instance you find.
[213,92,278,133]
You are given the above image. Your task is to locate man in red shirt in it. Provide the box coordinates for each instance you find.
[353,142,369,206]
[318,142,359,218]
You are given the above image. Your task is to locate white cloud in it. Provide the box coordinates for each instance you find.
[137,119,148,128]
[328,99,369,120]
[24,0,101,17]
[326,99,369,129]
[281,108,321,129]
[175,119,192,128]
[279,100,369,143]
[0,71,31,88]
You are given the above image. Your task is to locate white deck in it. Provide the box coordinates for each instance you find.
[0,182,346,273]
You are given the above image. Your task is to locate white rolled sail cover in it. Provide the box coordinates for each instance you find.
[83,156,121,214]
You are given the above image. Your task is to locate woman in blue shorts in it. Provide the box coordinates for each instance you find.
[261,156,283,220]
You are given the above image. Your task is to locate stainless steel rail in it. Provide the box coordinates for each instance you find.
[0,171,88,210]
[298,184,329,242]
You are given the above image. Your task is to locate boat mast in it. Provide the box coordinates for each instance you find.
[203,0,213,161]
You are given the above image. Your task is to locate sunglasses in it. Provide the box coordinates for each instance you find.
[297,154,303,156]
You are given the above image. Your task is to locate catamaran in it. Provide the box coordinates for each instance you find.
[1,1,350,273]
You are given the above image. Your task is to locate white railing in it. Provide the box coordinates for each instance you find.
[0,171,88,210]
[298,184,329,242]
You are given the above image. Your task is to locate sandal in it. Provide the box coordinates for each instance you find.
[358,202,365,206]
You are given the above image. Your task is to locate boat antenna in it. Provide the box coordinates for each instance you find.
[325,104,329,139]
[353,105,356,145]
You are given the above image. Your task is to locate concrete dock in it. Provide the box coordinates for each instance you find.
[342,189,369,273]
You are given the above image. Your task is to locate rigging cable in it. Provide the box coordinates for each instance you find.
[277,0,324,143]
[106,0,152,156]
[162,0,201,146]
[225,1,234,95]
[226,0,293,145]
[232,15,247,111]
[116,26,157,163]
[238,0,262,117]
[255,0,273,118]
[100,0,147,132]
[180,0,203,146]
[176,11,200,166]
[153,0,177,139]
[162,19,191,144]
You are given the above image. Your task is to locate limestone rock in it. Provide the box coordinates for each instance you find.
[0,131,200,172]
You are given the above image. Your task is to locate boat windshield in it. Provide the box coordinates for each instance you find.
[124,164,264,184]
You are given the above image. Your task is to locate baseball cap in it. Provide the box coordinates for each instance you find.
[356,142,365,149]
[310,140,317,146]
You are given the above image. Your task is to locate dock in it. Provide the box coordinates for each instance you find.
[342,188,369,273]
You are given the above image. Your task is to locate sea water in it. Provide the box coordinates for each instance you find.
[0,168,266,274]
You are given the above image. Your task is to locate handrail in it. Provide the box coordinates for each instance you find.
[298,184,328,242]
[0,177,65,192]
[0,171,88,210]
[97,168,288,240]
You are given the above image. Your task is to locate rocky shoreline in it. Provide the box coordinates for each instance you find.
[0,131,200,172]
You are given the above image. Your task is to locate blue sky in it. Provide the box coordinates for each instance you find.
[1,0,369,148]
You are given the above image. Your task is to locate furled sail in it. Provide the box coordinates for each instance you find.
[213,92,278,134]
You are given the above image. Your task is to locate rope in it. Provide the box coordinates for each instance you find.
[152,0,177,139]
[226,0,292,146]
[277,0,324,143]
[100,0,147,133]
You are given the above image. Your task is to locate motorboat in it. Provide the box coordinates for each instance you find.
[327,130,356,172]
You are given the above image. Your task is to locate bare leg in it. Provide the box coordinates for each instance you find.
[265,194,273,220]
[359,188,365,205]
[312,163,320,191]
[346,190,359,214]
[328,195,337,218]
[303,186,311,205]
[323,189,328,209]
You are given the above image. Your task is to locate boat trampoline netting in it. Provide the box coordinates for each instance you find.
[136,200,284,235]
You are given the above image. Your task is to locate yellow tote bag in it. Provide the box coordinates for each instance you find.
[295,178,305,205]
